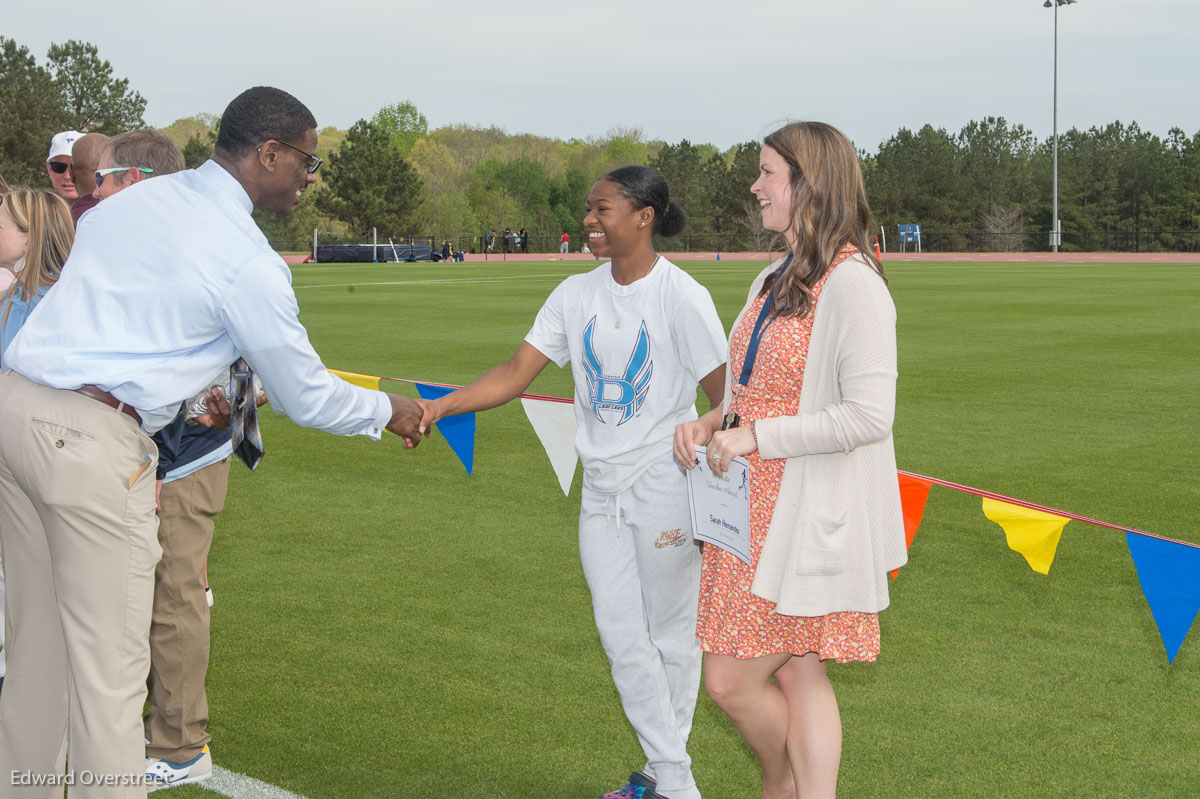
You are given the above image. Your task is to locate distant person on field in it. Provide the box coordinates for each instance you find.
[0,187,75,694]
[486,229,496,252]
[512,230,521,252]
[45,130,84,201]
[519,227,530,254]
[559,230,570,253]
[503,226,513,254]
[68,133,110,225]
[675,121,906,799]
[420,166,725,799]
[442,241,451,261]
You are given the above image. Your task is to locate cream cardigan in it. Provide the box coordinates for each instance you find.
[723,253,907,616]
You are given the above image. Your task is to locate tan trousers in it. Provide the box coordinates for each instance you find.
[0,372,160,799]
[145,456,229,762]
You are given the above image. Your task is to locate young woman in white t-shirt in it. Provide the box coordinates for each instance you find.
[419,166,727,799]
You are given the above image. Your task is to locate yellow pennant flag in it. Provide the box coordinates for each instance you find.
[982,497,1070,575]
[328,369,381,391]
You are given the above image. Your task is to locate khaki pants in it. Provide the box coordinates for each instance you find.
[0,372,159,799]
[145,456,229,763]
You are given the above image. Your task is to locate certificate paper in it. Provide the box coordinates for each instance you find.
[687,446,752,565]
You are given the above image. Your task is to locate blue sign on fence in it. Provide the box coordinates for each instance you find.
[898,224,922,243]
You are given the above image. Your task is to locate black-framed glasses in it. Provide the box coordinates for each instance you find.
[48,161,71,174]
[263,139,322,174]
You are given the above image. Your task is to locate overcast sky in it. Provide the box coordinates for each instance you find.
[7,0,1198,152]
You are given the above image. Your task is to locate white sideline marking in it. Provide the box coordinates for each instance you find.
[293,266,754,292]
[294,272,575,290]
[203,766,312,799]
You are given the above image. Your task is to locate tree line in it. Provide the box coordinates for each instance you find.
[865,118,1200,251]
[2,38,146,185]
[4,37,1197,252]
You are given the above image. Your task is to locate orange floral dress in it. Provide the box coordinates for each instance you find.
[696,247,880,663]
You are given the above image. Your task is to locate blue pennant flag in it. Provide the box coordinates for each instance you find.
[1126,532,1200,665]
[414,383,475,475]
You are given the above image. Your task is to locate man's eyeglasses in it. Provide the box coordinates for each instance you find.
[262,139,322,174]
[95,166,154,186]
[48,162,71,174]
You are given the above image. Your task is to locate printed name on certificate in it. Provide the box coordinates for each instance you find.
[687,445,751,565]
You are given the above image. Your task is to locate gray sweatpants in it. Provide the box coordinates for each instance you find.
[578,456,703,799]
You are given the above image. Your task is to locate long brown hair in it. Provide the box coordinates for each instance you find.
[761,121,884,318]
[1,187,74,322]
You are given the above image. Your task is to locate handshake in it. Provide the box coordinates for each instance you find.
[187,378,448,450]
[384,395,450,449]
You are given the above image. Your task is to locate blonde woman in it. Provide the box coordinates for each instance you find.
[674,122,906,799]
[0,187,73,367]
[0,186,74,693]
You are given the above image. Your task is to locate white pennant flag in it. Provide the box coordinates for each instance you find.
[521,398,578,496]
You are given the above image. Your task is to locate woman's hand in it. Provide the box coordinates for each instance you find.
[417,397,441,436]
[706,425,757,479]
[674,419,716,470]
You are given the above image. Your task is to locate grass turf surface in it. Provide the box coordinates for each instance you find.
[178,259,1197,798]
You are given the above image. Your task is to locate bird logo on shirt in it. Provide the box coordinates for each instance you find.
[581,316,652,425]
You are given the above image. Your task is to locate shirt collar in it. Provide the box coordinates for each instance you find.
[197,159,254,216]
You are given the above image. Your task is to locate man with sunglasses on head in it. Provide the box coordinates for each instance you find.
[0,87,426,799]
[45,129,84,200]
[90,129,177,204]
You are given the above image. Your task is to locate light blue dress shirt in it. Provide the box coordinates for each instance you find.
[5,160,391,436]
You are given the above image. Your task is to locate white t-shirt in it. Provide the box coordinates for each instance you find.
[525,257,727,494]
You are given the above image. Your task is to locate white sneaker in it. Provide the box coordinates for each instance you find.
[146,744,213,791]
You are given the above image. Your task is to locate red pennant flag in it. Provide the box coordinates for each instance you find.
[892,473,933,579]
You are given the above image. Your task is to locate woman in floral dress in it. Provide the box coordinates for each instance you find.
[674,122,907,799]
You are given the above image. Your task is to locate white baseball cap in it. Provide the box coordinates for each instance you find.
[47,130,85,161]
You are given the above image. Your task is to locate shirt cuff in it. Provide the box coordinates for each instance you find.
[362,390,392,440]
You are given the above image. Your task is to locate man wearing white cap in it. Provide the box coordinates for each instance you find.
[46,130,84,200]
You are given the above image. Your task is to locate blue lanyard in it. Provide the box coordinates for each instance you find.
[737,254,791,387]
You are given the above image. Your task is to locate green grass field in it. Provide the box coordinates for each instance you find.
[177,259,1198,798]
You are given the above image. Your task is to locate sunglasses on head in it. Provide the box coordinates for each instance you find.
[95,166,154,186]
[48,162,71,174]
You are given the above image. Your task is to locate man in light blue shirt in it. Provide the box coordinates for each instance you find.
[0,87,424,798]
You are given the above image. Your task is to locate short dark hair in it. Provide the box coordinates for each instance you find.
[106,129,185,176]
[601,166,686,237]
[214,86,317,159]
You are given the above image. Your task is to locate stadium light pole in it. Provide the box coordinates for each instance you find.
[1044,0,1077,253]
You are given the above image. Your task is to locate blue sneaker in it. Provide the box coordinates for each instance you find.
[145,744,212,791]
[602,771,667,799]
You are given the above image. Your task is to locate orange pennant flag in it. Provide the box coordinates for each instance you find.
[892,473,933,579]
[982,497,1070,575]
[328,369,381,391]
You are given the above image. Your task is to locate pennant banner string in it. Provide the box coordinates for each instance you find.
[335,369,1196,553]
[899,470,1198,551]
[376,376,573,405]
